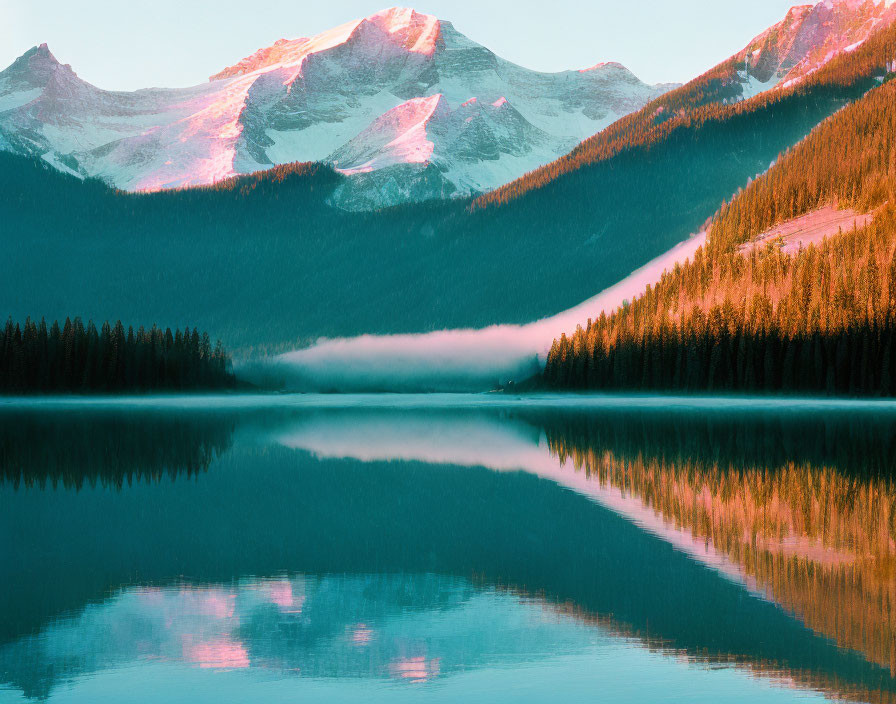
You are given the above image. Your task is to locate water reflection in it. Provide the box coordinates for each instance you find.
[2,399,896,702]
[542,410,896,680]
[2,574,609,699]
[0,409,233,490]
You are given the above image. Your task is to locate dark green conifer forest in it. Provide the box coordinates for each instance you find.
[0,318,233,393]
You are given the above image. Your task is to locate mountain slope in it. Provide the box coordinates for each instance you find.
[0,7,672,209]
[477,0,896,209]
[544,42,896,393]
[0,78,872,352]
[730,0,896,97]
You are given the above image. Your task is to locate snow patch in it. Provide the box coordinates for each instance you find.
[333,94,445,175]
[737,72,779,100]
[0,87,41,113]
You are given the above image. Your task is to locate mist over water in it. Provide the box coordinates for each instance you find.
[2,395,896,703]
[241,235,706,392]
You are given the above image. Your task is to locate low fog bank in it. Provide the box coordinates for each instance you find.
[240,233,706,393]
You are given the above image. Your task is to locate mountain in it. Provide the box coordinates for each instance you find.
[0,77,871,351]
[0,7,673,209]
[478,0,896,209]
[731,0,896,98]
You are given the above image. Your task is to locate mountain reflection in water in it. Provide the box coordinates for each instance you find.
[1,398,895,703]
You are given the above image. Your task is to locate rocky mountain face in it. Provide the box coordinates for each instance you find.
[730,0,896,98]
[0,8,674,209]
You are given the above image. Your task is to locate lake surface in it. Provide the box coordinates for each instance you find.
[2,394,896,703]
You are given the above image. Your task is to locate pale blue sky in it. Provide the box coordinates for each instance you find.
[4,0,802,90]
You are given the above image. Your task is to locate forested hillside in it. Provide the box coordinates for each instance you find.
[4,23,893,351]
[545,57,896,394]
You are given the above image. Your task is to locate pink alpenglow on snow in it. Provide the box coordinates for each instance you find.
[578,61,627,73]
[210,8,441,82]
[732,0,896,97]
[183,637,251,669]
[0,8,675,207]
[737,206,874,255]
[333,94,446,175]
[208,38,311,81]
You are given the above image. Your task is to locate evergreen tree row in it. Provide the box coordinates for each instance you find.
[546,305,896,396]
[0,317,233,393]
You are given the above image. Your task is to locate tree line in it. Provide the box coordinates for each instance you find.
[0,317,233,393]
[546,302,896,395]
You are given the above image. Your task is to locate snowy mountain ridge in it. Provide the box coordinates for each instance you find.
[3,2,893,209]
[0,7,674,209]
[730,0,896,98]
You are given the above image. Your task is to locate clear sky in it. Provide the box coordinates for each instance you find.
[4,0,804,90]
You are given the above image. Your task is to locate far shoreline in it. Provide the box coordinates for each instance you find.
[4,391,896,414]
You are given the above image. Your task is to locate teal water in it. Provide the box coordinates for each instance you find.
[2,396,895,703]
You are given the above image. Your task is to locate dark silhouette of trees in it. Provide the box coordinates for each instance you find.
[0,318,233,393]
[0,410,234,490]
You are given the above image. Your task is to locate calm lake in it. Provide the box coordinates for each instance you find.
[1,394,896,703]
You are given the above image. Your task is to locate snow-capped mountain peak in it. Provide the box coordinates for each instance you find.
[209,7,440,82]
[1,44,74,90]
[730,0,896,97]
[0,7,676,207]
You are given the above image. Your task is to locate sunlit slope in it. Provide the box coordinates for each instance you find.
[475,0,896,210]
[544,25,896,392]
